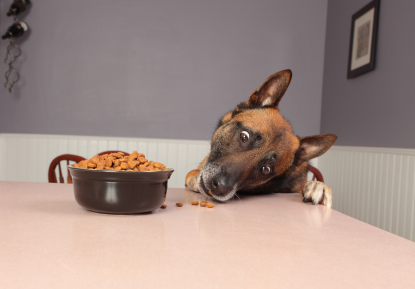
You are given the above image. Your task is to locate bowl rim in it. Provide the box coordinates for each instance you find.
[68,164,174,173]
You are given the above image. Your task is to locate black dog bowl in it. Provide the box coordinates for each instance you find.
[68,165,174,214]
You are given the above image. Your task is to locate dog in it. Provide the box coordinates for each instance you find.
[185,69,337,207]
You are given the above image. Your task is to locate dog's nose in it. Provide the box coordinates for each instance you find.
[210,174,232,196]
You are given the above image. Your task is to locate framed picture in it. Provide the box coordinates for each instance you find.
[347,0,380,79]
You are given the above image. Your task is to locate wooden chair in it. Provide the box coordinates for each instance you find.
[308,165,324,182]
[48,154,86,183]
[98,150,129,156]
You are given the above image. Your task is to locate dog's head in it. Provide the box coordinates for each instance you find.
[198,70,337,201]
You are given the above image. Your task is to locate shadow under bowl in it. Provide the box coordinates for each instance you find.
[68,165,174,214]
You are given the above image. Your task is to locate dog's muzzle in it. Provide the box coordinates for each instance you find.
[197,163,238,202]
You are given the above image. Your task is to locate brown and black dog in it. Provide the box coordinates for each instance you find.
[185,69,337,207]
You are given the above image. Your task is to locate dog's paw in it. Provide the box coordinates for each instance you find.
[302,180,332,208]
[185,170,201,192]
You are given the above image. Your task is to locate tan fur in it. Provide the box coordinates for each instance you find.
[185,155,210,191]
[185,69,336,206]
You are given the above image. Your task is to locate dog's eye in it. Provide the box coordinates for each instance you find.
[261,166,271,175]
[240,131,250,143]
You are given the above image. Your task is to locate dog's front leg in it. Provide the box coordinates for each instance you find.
[185,154,210,193]
[302,181,333,208]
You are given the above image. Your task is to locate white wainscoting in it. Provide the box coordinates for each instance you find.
[318,145,415,242]
[0,133,211,189]
[1,134,413,241]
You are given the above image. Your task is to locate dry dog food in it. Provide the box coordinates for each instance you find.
[73,151,169,171]
[168,201,214,209]
[160,204,167,209]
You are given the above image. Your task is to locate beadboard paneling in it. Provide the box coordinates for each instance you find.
[0,133,211,189]
[318,145,415,242]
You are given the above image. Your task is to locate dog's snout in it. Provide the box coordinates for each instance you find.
[211,173,224,190]
[210,171,233,196]
[212,178,219,189]
[199,162,238,201]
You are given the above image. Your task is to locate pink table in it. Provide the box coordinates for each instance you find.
[1,181,414,288]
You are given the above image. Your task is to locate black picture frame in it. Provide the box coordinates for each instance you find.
[347,0,380,79]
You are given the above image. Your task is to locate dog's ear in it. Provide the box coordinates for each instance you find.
[296,134,337,164]
[248,69,292,108]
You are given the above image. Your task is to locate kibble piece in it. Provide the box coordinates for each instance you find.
[128,160,138,169]
[105,156,113,167]
[160,204,167,209]
[138,157,148,163]
[112,152,123,159]
[176,202,183,207]
[114,166,121,171]
[90,155,100,164]
[191,201,199,205]
[87,163,97,168]
[207,203,215,208]
[200,201,207,207]
[120,162,129,170]
[128,153,138,162]
[78,160,88,169]
[138,164,149,171]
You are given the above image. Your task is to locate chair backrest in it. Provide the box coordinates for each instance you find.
[48,154,86,183]
[98,151,129,156]
[308,165,324,182]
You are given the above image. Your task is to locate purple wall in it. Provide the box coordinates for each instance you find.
[0,0,328,140]
[321,0,415,149]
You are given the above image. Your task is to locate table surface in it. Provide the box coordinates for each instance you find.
[1,181,414,289]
